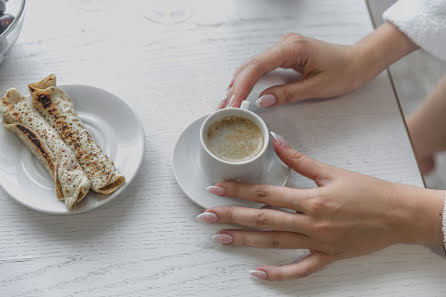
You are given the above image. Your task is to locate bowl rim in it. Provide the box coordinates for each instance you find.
[0,0,26,40]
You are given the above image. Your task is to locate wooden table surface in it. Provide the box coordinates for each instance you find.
[1,0,445,296]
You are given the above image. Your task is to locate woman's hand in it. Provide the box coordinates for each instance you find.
[407,75,446,174]
[197,133,444,281]
[220,22,418,109]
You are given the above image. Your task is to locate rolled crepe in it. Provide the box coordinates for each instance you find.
[0,89,91,209]
[29,75,125,194]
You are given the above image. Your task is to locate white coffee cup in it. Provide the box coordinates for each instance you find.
[199,101,272,183]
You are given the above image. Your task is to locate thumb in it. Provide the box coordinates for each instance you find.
[256,77,321,108]
[271,132,333,183]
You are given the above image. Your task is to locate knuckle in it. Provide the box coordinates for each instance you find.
[282,32,295,40]
[285,216,299,231]
[219,206,234,222]
[288,150,307,164]
[281,87,296,104]
[282,32,302,41]
[269,236,282,249]
[313,221,332,234]
[308,197,327,215]
[282,33,308,48]
[292,36,309,50]
[254,211,268,226]
[270,239,281,249]
[236,233,248,246]
[255,185,270,202]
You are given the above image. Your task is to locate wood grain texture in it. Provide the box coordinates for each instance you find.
[0,0,444,296]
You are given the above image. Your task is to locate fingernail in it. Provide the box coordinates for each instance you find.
[255,94,276,108]
[270,131,289,147]
[227,94,236,108]
[212,233,233,244]
[249,270,267,279]
[196,212,218,223]
[217,95,228,109]
[206,185,225,196]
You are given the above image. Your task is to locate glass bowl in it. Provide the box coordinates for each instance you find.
[0,0,26,64]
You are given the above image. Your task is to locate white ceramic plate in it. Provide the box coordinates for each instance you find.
[173,115,290,209]
[0,85,145,215]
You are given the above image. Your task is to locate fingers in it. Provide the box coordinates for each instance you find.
[204,207,311,234]
[228,64,246,89]
[214,230,312,249]
[222,44,292,109]
[228,63,272,108]
[255,252,333,281]
[256,76,322,108]
[208,181,315,212]
[221,66,246,109]
[271,134,334,183]
[216,95,230,109]
[222,33,319,109]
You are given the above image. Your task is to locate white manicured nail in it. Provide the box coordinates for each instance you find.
[255,94,276,108]
[249,270,267,279]
[270,131,289,147]
[212,233,233,244]
[206,186,225,196]
[196,212,218,223]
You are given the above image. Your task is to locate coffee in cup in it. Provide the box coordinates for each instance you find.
[199,101,270,183]
[205,116,264,162]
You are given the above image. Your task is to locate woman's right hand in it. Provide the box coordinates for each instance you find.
[221,22,418,109]
[199,134,444,280]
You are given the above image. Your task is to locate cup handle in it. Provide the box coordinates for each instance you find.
[240,100,250,110]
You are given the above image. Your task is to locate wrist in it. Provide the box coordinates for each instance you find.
[351,22,418,86]
[392,185,444,244]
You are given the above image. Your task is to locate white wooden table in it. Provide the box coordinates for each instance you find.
[1,1,445,296]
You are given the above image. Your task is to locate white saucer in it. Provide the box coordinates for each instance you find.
[173,115,290,209]
[0,85,145,215]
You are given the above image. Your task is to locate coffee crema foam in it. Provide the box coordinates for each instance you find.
[205,116,264,162]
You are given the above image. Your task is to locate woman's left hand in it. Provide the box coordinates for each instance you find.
[197,133,444,281]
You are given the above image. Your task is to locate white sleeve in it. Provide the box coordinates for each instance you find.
[383,0,446,61]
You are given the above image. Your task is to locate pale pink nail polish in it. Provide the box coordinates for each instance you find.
[249,270,267,279]
[206,186,225,196]
[270,131,289,147]
[255,94,276,108]
[212,233,233,244]
[196,212,218,223]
